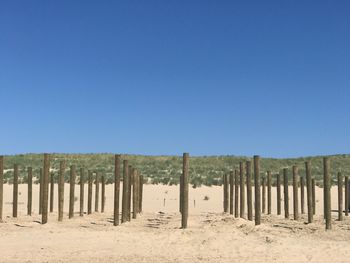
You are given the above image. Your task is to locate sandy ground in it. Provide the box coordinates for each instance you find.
[1,184,350,262]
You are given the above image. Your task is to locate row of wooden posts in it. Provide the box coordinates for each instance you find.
[223,156,350,230]
[0,154,144,225]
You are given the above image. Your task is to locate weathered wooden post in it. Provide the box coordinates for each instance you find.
[254,155,261,225]
[121,160,129,223]
[267,171,271,215]
[300,176,305,214]
[229,171,234,215]
[139,174,143,213]
[179,171,183,213]
[79,168,84,216]
[312,178,316,215]
[50,173,54,213]
[283,168,289,219]
[292,166,299,220]
[181,153,189,229]
[338,172,343,221]
[277,173,281,215]
[27,167,32,216]
[95,172,99,212]
[132,169,139,219]
[13,164,18,218]
[0,156,3,221]
[223,173,228,213]
[42,153,50,224]
[114,154,121,226]
[234,169,239,218]
[239,162,245,218]
[262,176,266,214]
[58,161,65,221]
[324,157,331,230]
[39,168,43,215]
[345,176,349,216]
[69,165,76,219]
[87,170,92,215]
[127,165,132,221]
[101,175,105,213]
[305,161,313,223]
[246,161,252,221]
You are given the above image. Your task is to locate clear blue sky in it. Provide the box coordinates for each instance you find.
[1,1,349,157]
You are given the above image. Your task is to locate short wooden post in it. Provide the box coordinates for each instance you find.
[223,174,228,213]
[345,176,349,216]
[50,173,54,213]
[246,161,252,221]
[101,175,105,213]
[121,160,129,223]
[277,173,281,215]
[79,168,84,216]
[42,153,50,224]
[324,157,331,230]
[300,176,305,214]
[58,161,65,221]
[39,168,43,215]
[305,161,313,223]
[114,154,121,226]
[0,156,3,221]
[13,164,18,218]
[87,170,92,215]
[69,165,76,219]
[139,174,143,213]
[254,155,261,225]
[95,172,100,212]
[239,162,245,218]
[292,166,299,220]
[132,169,139,219]
[312,178,316,215]
[338,172,343,221]
[267,171,271,215]
[262,176,266,214]
[181,153,189,229]
[229,171,234,215]
[234,169,239,218]
[283,168,289,219]
[27,167,32,216]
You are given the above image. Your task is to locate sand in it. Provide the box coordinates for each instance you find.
[1,184,350,262]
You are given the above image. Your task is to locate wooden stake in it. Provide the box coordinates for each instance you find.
[132,169,139,219]
[267,171,271,215]
[87,170,92,215]
[127,165,132,221]
[338,172,343,221]
[69,165,76,219]
[277,173,281,215]
[101,175,105,213]
[95,172,99,213]
[79,168,84,216]
[50,173,54,213]
[114,154,121,226]
[13,164,18,218]
[121,160,129,223]
[180,172,183,213]
[239,162,245,218]
[323,157,331,230]
[254,155,261,225]
[283,168,289,219]
[181,153,189,229]
[312,178,316,215]
[292,166,299,220]
[39,168,43,215]
[300,176,305,214]
[246,161,252,221]
[42,154,50,224]
[58,161,65,221]
[27,167,32,216]
[234,169,239,218]
[345,176,349,217]
[139,174,143,213]
[305,161,313,223]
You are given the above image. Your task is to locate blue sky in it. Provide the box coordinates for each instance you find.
[0,1,349,157]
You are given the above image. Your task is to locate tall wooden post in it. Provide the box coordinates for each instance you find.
[283,168,289,219]
[58,161,65,221]
[87,170,92,215]
[181,153,189,229]
[0,156,3,221]
[121,160,129,223]
[79,168,84,216]
[50,173,54,213]
[324,157,331,230]
[69,165,76,219]
[42,154,50,224]
[114,154,121,226]
[267,171,272,215]
[246,161,252,221]
[234,169,239,218]
[338,172,343,221]
[223,174,228,213]
[300,176,305,214]
[345,176,349,216]
[312,178,316,215]
[277,173,281,215]
[305,161,313,223]
[39,168,43,215]
[127,165,132,221]
[292,166,299,220]
[27,167,32,216]
[13,164,18,218]
[254,155,261,225]
[239,162,245,218]
[229,171,234,215]
[132,169,139,219]
[262,176,266,214]
[139,174,143,213]
[101,175,105,213]
[95,172,99,212]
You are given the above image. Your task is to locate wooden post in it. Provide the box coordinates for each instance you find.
[0,156,3,221]
[121,160,129,223]
[127,165,132,221]
[69,165,76,219]
[39,168,43,215]
[229,171,234,215]
[254,155,261,225]
[267,171,272,215]
[139,174,143,213]
[27,167,32,216]
[262,176,266,214]
[223,174,228,213]
[79,168,84,216]
[42,154,50,224]
[234,169,239,218]
[181,153,189,229]
[246,161,252,221]
[58,161,65,221]
[345,176,349,216]
[324,157,331,230]
[305,161,313,223]
[283,168,289,219]
[277,173,281,215]
[132,169,139,219]
[338,172,343,221]
[114,154,121,226]
[300,176,305,214]
[95,172,99,212]
[179,172,183,213]
[312,178,316,215]
[50,173,54,213]
[101,175,105,213]
[13,164,18,218]
[87,170,92,215]
[292,166,299,220]
[239,162,245,218]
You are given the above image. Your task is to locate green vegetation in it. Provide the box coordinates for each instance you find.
[1,153,350,186]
